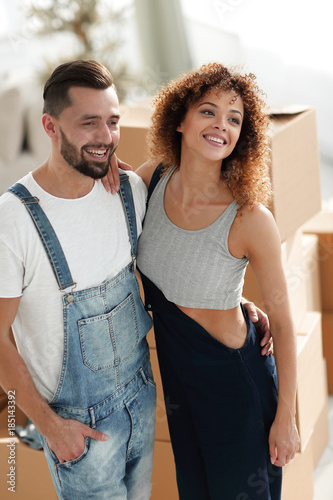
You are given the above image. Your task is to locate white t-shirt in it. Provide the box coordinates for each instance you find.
[0,171,147,402]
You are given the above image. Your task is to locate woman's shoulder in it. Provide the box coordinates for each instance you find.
[239,202,275,224]
[236,202,280,242]
[135,160,162,188]
[236,202,281,255]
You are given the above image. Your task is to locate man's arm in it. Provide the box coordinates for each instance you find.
[0,297,108,463]
[241,298,273,356]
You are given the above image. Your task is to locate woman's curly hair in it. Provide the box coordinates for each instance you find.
[147,62,272,207]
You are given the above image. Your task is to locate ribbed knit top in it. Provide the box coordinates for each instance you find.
[137,169,249,310]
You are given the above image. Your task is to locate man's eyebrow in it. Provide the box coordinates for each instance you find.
[198,102,243,117]
[80,113,121,120]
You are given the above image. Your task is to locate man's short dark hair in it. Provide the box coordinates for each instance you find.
[43,60,115,117]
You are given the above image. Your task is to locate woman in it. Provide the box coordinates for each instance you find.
[134,63,299,499]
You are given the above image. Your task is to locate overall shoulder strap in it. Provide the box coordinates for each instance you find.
[147,163,164,204]
[7,183,76,292]
[117,170,138,270]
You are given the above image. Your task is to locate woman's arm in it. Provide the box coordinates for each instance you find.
[102,156,158,193]
[135,160,160,188]
[240,204,300,466]
[102,154,132,194]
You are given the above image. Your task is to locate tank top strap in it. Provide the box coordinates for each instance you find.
[214,200,240,252]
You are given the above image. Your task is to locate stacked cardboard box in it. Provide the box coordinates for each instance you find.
[243,107,330,499]
[148,339,179,499]
[0,429,57,500]
[127,105,328,499]
[303,205,333,394]
[138,277,179,499]
[117,102,152,170]
[0,344,57,499]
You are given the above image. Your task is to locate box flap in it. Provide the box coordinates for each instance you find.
[268,104,313,116]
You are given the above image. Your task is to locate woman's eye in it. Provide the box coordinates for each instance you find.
[201,109,214,116]
[229,117,241,125]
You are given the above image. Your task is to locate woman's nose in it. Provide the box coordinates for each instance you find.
[214,117,227,131]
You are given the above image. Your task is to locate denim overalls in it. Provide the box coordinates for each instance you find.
[8,173,156,500]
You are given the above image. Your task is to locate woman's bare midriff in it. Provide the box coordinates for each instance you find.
[176,304,248,349]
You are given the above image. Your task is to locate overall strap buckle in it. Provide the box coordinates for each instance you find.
[21,196,40,205]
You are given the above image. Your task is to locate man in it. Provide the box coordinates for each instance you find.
[0,60,156,499]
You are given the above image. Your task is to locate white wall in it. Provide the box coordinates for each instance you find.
[181,0,333,163]
[0,0,332,168]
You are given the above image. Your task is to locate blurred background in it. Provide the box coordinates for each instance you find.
[0,3,333,499]
[0,0,332,198]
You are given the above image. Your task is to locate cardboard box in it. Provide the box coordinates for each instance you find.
[0,333,29,431]
[313,233,333,311]
[0,389,7,414]
[268,106,321,241]
[281,228,304,267]
[303,208,333,311]
[147,329,156,349]
[310,375,330,468]
[151,440,178,500]
[296,312,326,450]
[302,200,333,234]
[0,431,57,500]
[281,440,314,500]
[0,405,27,431]
[150,348,171,442]
[116,104,151,170]
[302,235,322,312]
[321,312,333,393]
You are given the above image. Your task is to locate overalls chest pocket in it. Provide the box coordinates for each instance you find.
[78,292,139,372]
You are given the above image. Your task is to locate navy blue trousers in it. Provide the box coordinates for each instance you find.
[141,272,282,500]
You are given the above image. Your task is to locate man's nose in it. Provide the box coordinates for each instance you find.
[95,123,113,145]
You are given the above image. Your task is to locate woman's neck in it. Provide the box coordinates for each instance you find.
[173,157,227,207]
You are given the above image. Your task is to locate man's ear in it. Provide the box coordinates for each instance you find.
[42,114,58,140]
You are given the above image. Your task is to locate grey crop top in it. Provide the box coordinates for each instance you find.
[137,168,249,310]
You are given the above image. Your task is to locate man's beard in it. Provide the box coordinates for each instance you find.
[59,128,116,179]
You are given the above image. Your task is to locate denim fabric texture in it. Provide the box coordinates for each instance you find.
[9,174,156,499]
[7,182,75,291]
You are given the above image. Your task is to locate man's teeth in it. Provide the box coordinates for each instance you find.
[86,149,107,157]
[206,136,225,144]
